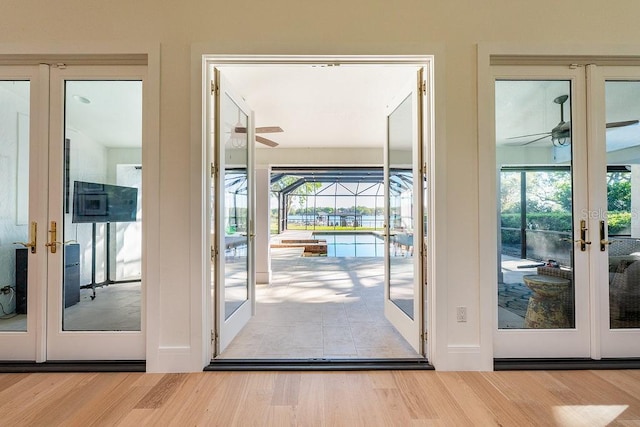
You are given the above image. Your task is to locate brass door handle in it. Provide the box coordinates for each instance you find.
[599,220,615,251]
[45,221,59,254]
[13,221,37,254]
[579,219,591,252]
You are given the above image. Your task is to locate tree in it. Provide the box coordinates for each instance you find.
[607,172,631,212]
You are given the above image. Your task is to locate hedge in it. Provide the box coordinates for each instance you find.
[501,211,631,236]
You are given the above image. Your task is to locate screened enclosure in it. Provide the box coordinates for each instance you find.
[268,167,413,234]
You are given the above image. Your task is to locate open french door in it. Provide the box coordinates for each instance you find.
[212,69,256,354]
[383,68,425,354]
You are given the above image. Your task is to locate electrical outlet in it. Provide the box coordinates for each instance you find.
[456,306,467,322]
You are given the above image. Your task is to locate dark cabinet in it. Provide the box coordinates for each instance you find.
[64,243,80,308]
[15,244,80,313]
[15,248,27,314]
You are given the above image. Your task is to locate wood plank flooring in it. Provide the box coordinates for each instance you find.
[0,369,639,426]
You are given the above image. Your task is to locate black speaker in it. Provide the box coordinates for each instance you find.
[15,248,28,314]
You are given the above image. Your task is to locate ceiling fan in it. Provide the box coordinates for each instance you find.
[233,126,283,147]
[507,94,639,146]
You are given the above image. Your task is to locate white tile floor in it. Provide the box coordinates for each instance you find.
[218,246,421,359]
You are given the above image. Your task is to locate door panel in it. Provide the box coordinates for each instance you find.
[384,70,423,353]
[494,67,591,358]
[592,67,640,357]
[46,67,145,360]
[214,70,255,354]
[0,67,45,360]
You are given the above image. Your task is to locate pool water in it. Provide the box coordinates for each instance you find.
[312,233,384,257]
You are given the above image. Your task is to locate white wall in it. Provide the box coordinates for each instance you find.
[4,0,640,371]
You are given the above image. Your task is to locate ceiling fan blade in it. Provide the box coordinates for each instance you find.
[234,126,284,134]
[255,126,283,133]
[507,131,552,140]
[606,119,639,129]
[505,134,551,146]
[256,135,279,147]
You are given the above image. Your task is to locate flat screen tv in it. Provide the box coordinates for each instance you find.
[72,181,138,223]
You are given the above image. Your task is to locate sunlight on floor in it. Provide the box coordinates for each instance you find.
[219,245,420,359]
[552,405,628,426]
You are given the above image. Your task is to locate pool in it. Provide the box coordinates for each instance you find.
[312,232,384,257]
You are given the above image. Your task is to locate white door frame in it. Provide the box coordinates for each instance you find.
[199,55,437,364]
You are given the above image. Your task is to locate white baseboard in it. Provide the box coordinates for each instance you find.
[436,345,492,371]
[147,346,200,372]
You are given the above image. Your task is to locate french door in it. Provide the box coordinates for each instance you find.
[590,65,640,358]
[211,69,256,354]
[0,64,145,361]
[384,67,427,354]
[494,64,640,359]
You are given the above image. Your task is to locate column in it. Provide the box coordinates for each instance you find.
[255,166,272,284]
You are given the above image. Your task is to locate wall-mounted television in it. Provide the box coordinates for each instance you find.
[72,181,138,223]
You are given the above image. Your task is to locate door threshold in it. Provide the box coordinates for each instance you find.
[205,358,433,371]
[0,360,146,373]
[494,358,640,371]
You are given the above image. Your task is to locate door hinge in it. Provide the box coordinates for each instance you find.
[422,332,428,342]
[211,80,218,95]
[211,246,218,259]
[419,80,427,96]
[211,163,218,177]
[211,330,217,343]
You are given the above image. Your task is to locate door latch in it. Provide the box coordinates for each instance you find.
[599,220,614,251]
[577,219,591,252]
[13,221,37,254]
[45,221,63,254]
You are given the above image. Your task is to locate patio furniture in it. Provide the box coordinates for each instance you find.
[609,254,640,322]
[523,274,571,328]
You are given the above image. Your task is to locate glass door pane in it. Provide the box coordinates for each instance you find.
[0,80,30,333]
[496,80,576,331]
[604,80,640,330]
[62,80,142,332]
[388,95,415,318]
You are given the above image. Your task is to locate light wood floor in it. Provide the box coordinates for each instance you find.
[1,369,639,426]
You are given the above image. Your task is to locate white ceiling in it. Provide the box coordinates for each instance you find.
[65,80,142,148]
[219,65,419,149]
